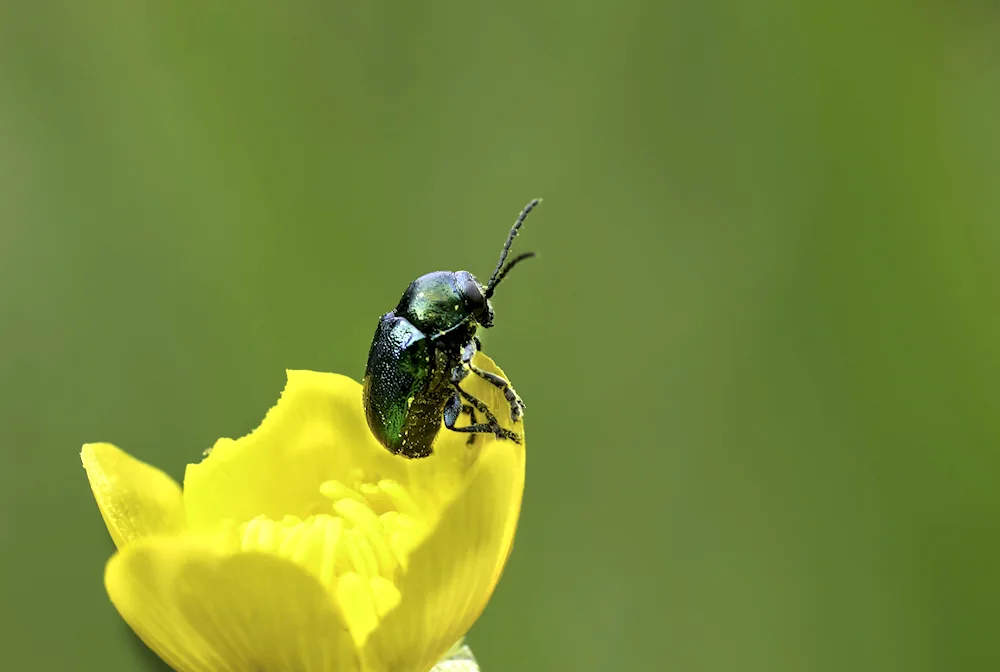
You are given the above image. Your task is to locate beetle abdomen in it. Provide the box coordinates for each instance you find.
[362,314,450,457]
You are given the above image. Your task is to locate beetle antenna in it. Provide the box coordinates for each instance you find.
[485,198,542,298]
[487,252,536,297]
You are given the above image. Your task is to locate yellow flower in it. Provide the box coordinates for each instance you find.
[82,353,524,672]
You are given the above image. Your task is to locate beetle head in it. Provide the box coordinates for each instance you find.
[455,271,494,328]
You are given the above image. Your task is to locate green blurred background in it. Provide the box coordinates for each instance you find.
[2,1,999,670]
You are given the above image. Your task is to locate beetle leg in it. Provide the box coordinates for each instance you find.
[443,389,506,443]
[463,405,478,446]
[445,393,479,445]
[460,337,525,422]
[443,391,464,428]
[467,364,526,423]
[453,384,522,444]
[450,362,470,384]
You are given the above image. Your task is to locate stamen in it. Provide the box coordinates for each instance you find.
[359,482,393,514]
[277,519,306,558]
[320,480,371,507]
[256,518,275,550]
[319,517,343,587]
[290,519,318,565]
[337,572,378,646]
[370,576,402,617]
[378,479,425,523]
[232,476,433,646]
[334,499,397,577]
[241,516,262,550]
[345,529,380,578]
[379,510,424,570]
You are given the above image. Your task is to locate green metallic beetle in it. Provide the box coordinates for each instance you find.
[362,199,541,458]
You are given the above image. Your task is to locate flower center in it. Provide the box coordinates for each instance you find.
[235,477,431,647]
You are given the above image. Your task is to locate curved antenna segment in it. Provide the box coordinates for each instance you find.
[485,198,542,297]
[486,252,536,299]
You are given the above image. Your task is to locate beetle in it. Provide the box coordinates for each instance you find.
[362,199,542,458]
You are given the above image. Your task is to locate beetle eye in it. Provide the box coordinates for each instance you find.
[462,277,485,312]
[455,271,488,322]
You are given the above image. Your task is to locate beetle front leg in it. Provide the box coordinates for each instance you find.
[453,385,521,444]
[470,365,526,422]
[444,389,508,444]
[460,339,525,422]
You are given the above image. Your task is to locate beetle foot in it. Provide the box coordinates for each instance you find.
[492,424,522,444]
[468,363,525,422]
[504,387,526,423]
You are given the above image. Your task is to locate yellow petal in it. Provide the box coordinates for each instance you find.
[184,370,405,532]
[445,352,526,590]
[105,537,360,672]
[81,443,186,550]
[184,353,522,536]
[385,351,526,523]
[364,391,525,671]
